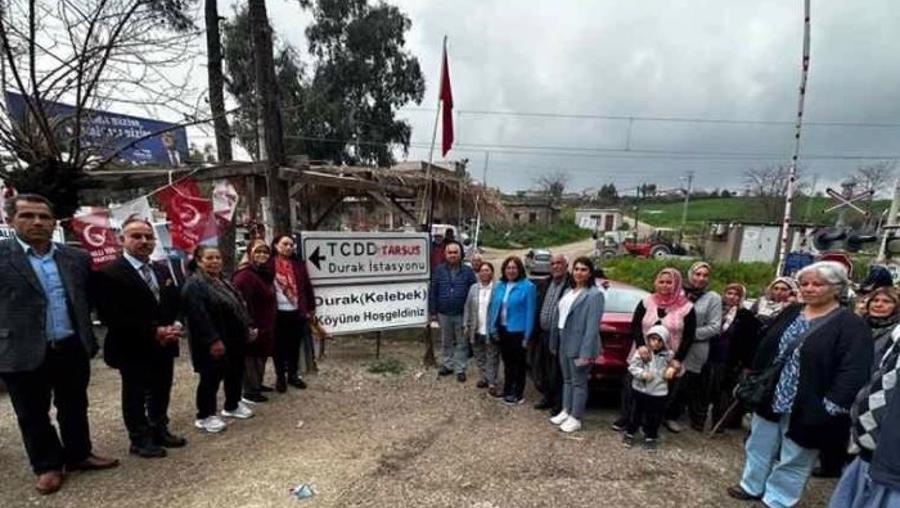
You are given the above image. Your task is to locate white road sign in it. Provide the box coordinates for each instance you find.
[300,231,430,284]
[313,281,429,335]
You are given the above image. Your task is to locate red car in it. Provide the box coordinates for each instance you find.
[591,280,648,385]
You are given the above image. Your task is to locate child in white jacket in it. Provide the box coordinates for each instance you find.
[624,324,674,449]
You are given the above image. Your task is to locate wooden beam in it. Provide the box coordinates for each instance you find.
[311,196,345,230]
[386,193,419,223]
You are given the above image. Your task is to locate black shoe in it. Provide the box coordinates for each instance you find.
[643,438,659,451]
[243,393,269,403]
[611,418,627,432]
[437,367,453,377]
[457,373,467,383]
[153,429,187,448]
[623,434,636,448]
[476,380,489,389]
[130,442,167,458]
[503,395,524,406]
[726,485,762,501]
[812,466,842,479]
[260,385,274,393]
[533,399,552,410]
[276,378,287,393]
[288,377,307,390]
[488,387,505,398]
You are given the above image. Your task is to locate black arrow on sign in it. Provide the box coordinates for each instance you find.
[309,246,326,270]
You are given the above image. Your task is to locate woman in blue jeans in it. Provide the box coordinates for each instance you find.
[548,257,604,433]
[488,256,537,406]
[727,261,872,508]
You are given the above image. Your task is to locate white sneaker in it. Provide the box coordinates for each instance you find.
[194,415,227,433]
[559,417,582,433]
[240,397,257,406]
[550,411,570,425]
[221,402,254,419]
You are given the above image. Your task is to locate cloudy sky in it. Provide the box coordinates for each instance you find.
[205,0,900,195]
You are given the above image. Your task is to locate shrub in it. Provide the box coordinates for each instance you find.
[367,357,405,375]
[598,257,776,298]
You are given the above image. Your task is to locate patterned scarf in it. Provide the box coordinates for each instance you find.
[198,272,252,331]
[275,256,299,307]
[851,326,900,454]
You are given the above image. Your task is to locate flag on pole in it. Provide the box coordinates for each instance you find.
[440,43,454,157]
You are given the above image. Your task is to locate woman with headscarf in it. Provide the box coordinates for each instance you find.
[666,261,722,433]
[232,239,277,404]
[828,317,900,508]
[727,262,872,508]
[613,267,697,432]
[269,234,317,393]
[182,246,256,434]
[752,277,798,326]
[815,286,900,479]
[707,283,761,432]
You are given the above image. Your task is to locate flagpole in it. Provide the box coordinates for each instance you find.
[424,35,447,229]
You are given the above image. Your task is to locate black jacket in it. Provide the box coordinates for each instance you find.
[752,304,873,450]
[182,274,249,372]
[96,256,181,369]
[710,308,761,369]
[870,370,900,490]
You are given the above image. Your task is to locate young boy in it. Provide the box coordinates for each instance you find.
[624,325,673,450]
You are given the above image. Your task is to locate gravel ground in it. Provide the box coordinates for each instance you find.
[0,334,837,508]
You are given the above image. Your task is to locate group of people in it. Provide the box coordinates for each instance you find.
[0,193,316,495]
[430,239,900,508]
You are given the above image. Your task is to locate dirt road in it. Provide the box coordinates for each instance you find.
[0,336,836,507]
[479,237,597,268]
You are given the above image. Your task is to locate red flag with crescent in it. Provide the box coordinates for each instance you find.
[157,179,216,252]
[70,208,120,269]
[440,44,454,157]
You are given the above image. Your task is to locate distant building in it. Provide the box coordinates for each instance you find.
[573,208,623,232]
[500,194,560,225]
[703,221,817,263]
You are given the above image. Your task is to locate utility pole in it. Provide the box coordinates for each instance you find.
[877,177,900,262]
[680,171,694,232]
[482,151,490,186]
[249,0,291,235]
[633,184,642,240]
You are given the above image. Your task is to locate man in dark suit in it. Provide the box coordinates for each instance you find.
[0,193,118,495]
[96,217,186,458]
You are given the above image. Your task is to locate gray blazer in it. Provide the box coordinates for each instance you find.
[549,286,605,359]
[683,290,722,374]
[463,281,495,341]
[0,239,97,372]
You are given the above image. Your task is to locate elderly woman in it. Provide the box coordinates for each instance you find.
[488,256,538,406]
[752,277,798,325]
[828,318,900,508]
[183,246,255,433]
[233,239,277,404]
[666,261,722,433]
[614,267,697,432]
[708,283,761,432]
[548,257,605,433]
[728,262,873,508]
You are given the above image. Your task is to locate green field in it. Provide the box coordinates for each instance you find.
[636,196,889,232]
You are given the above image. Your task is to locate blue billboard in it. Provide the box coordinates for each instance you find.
[4,91,189,167]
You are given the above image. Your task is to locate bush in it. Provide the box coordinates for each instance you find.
[481,208,592,249]
[367,357,405,375]
[598,257,776,298]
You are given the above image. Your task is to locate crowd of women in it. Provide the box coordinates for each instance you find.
[452,247,900,508]
[181,235,316,433]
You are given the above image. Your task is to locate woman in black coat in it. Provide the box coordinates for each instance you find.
[182,245,256,433]
[727,261,873,508]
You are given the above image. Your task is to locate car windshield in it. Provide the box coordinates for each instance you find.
[604,287,647,313]
[534,253,551,261]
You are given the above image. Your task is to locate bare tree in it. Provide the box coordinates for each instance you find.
[743,165,807,222]
[0,0,199,216]
[534,170,569,205]
[851,161,896,198]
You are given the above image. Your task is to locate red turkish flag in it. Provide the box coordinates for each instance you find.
[440,45,454,157]
[157,180,216,253]
[70,209,120,270]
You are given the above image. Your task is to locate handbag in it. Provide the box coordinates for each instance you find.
[735,308,840,412]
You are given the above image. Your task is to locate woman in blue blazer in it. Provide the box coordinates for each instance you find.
[488,256,538,405]
[549,257,605,433]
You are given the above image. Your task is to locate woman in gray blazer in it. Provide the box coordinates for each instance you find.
[549,257,605,433]
[463,262,500,394]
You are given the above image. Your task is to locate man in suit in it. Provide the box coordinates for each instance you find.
[0,193,118,495]
[96,217,186,458]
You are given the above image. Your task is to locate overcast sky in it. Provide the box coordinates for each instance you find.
[202,0,900,195]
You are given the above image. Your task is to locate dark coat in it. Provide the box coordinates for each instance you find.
[232,265,277,358]
[182,274,250,372]
[96,256,181,369]
[752,304,873,450]
[429,262,477,316]
[870,366,900,490]
[709,308,761,369]
[0,239,97,372]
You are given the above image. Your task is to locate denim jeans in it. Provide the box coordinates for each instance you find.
[740,413,820,508]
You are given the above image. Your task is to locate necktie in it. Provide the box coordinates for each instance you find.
[140,264,160,301]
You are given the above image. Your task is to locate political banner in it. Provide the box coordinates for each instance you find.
[70,209,120,269]
[212,180,239,222]
[4,91,188,167]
